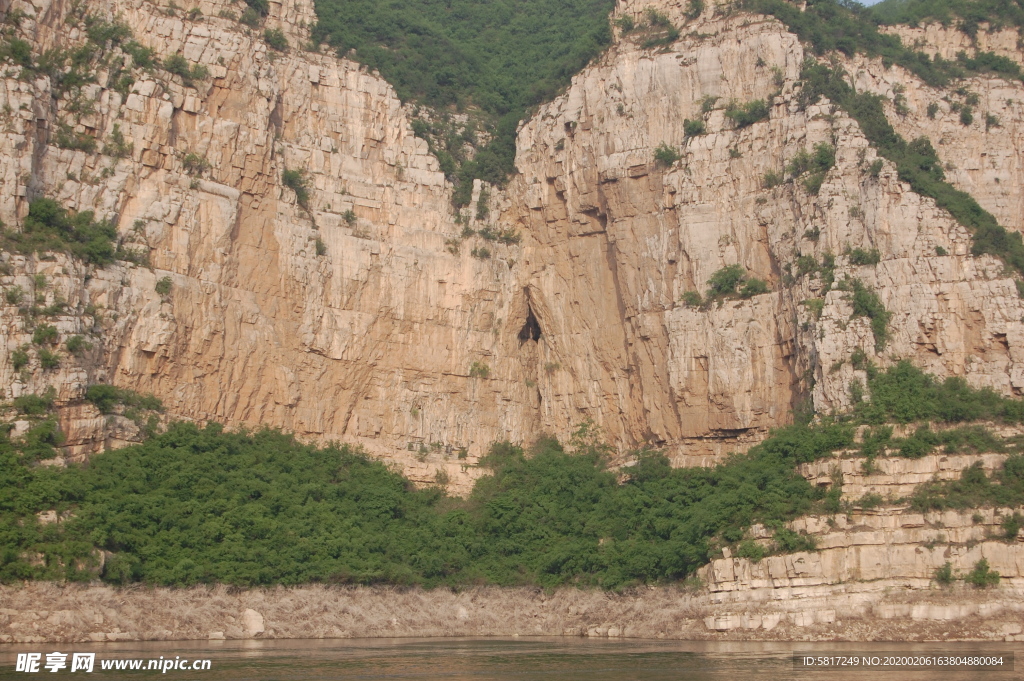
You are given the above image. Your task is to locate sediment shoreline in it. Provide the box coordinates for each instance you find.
[2,582,1023,644]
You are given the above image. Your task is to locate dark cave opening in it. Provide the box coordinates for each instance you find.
[518,304,542,342]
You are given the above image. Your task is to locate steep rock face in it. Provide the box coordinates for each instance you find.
[1,0,525,490]
[499,0,1024,462]
[2,0,1024,481]
[700,505,1024,593]
[842,28,1024,237]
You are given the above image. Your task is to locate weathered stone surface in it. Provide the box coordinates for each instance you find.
[2,0,1024,487]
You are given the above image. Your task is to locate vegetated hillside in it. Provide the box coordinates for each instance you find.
[3,364,1024,589]
[744,0,1024,277]
[871,0,1024,32]
[309,0,615,205]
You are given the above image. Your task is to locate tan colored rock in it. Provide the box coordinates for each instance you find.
[240,609,264,637]
[1,0,1024,486]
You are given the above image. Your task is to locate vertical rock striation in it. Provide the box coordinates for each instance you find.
[1,0,1024,482]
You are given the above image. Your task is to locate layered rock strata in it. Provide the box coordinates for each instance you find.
[2,0,1024,482]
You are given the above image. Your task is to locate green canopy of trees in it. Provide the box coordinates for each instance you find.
[310,0,615,202]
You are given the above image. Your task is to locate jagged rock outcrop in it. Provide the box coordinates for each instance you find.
[2,0,1024,482]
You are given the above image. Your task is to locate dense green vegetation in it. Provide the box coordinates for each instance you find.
[748,0,1023,88]
[5,362,1023,587]
[0,199,118,266]
[911,456,1024,510]
[872,0,1024,35]
[310,0,616,205]
[0,423,820,586]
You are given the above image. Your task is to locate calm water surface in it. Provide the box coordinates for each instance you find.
[0,638,1018,680]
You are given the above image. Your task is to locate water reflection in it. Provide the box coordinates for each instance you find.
[0,637,1016,680]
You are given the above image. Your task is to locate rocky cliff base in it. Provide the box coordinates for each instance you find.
[2,580,1022,644]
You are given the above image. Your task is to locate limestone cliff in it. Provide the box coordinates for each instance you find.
[2,0,1024,486]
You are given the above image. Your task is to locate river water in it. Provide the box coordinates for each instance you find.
[0,638,1017,680]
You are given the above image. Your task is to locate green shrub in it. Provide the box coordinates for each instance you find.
[855,492,883,508]
[476,186,490,221]
[0,198,117,266]
[239,7,261,27]
[965,558,1000,588]
[762,170,782,188]
[264,28,288,51]
[683,118,706,137]
[638,8,680,47]
[11,346,29,370]
[162,54,208,86]
[38,349,59,370]
[773,528,816,553]
[5,286,25,305]
[934,561,954,585]
[802,298,824,318]
[849,279,890,351]
[469,361,490,378]
[739,277,769,298]
[681,290,703,308]
[707,264,746,296]
[52,123,97,153]
[653,143,681,167]
[65,335,92,355]
[103,553,139,585]
[315,237,327,256]
[927,102,939,119]
[343,209,357,225]
[162,53,190,79]
[282,169,310,207]
[786,142,835,195]
[1002,513,1023,541]
[84,384,121,413]
[0,38,33,68]
[13,393,53,415]
[736,539,765,562]
[155,277,172,296]
[724,99,770,128]
[104,124,133,159]
[32,324,58,346]
[181,153,210,175]
[847,248,880,266]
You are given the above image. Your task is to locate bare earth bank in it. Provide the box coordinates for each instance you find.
[2,582,1023,644]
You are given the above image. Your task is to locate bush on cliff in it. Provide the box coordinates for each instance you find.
[1,199,117,266]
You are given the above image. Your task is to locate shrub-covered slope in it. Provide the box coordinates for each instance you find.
[4,364,1024,589]
[310,0,615,205]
